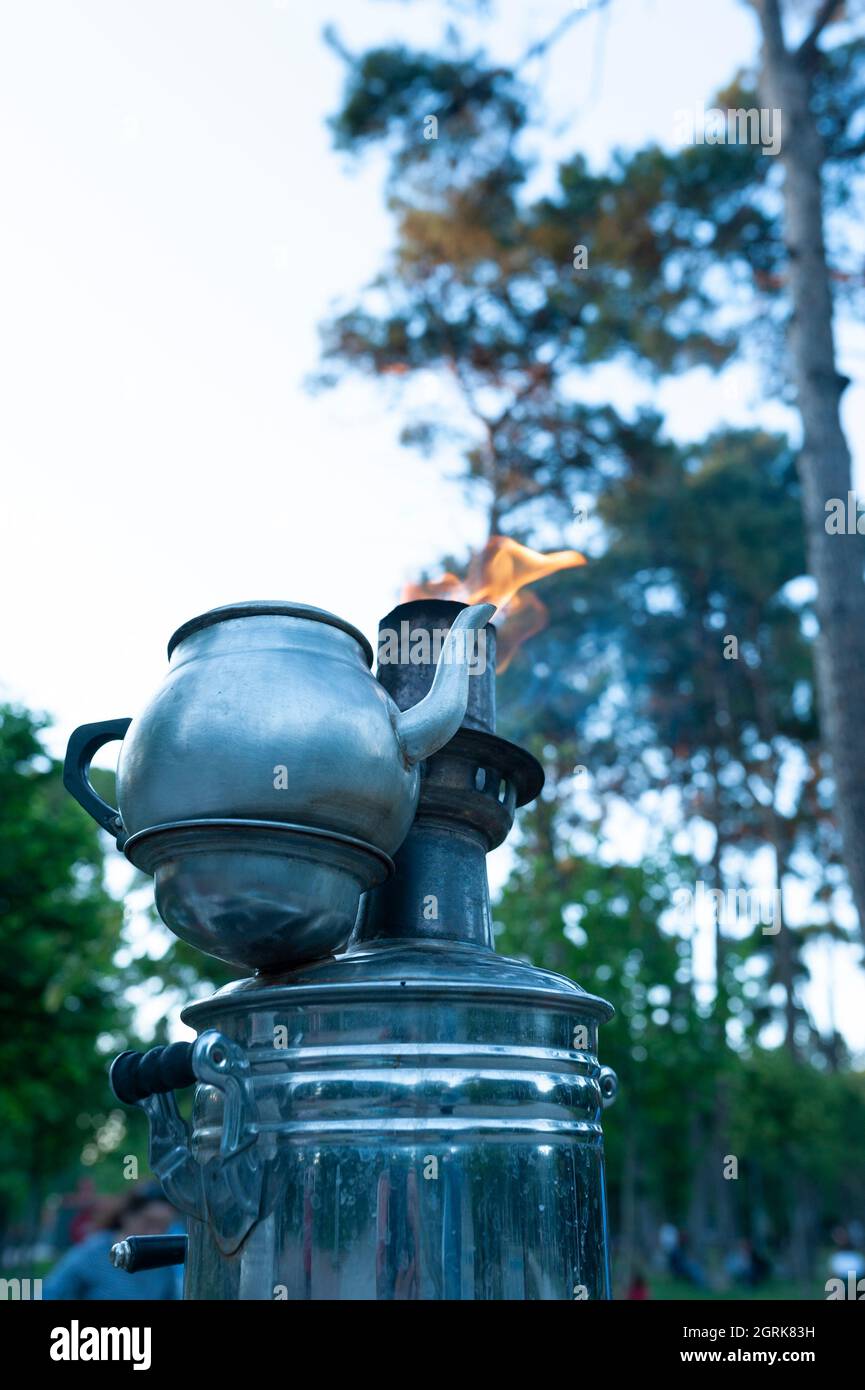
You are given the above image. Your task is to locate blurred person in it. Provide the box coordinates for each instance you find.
[657,1222,678,1270]
[668,1229,706,1288]
[68,1177,98,1245]
[726,1238,771,1288]
[49,1178,98,1251]
[625,1267,650,1300]
[43,1184,179,1300]
[749,1245,772,1286]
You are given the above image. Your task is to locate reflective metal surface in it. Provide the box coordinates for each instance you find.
[97,596,617,1300]
[66,600,493,968]
[118,602,491,849]
[176,940,614,1300]
[126,820,392,970]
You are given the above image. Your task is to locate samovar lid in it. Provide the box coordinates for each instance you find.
[167,601,374,666]
[182,938,614,1026]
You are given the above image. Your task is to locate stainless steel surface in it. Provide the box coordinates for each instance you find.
[390,603,495,762]
[378,599,497,734]
[352,725,545,950]
[599,1065,619,1108]
[98,594,617,1300]
[172,940,613,1300]
[117,601,491,846]
[166,600,375,665]
[67,599,492,968]
[125,821,392,970]
[135,1028,265,1255]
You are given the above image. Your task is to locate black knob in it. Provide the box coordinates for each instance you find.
[110,1234,188,1272]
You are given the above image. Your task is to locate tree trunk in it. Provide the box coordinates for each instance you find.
[773,830,799,1056]
[618,1122,638,1294]
[711,1079,736,1280]
[686,1112,713,1281]
[755,0,865,943]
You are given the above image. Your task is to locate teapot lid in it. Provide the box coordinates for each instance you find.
[167,601,374,666]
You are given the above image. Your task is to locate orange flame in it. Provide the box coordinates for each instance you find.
[402,535,587,672]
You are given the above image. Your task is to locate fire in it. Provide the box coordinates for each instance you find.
[402,535,586,671]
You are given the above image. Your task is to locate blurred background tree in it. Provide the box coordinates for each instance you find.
[0,703,237,1263]
[4,0,864,1301]
[0,706,134,1247]
[313,0,865,1293]
[318,4,865,947]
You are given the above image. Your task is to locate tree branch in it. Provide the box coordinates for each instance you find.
[754,0,789,62]
[519,0,611,69]
[834,133,865,160]
[796,0,845,64]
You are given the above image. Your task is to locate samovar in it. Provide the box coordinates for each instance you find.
[66,598,616,1299]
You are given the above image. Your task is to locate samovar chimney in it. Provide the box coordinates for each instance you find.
[354,598,541,951]
[376,598,497,733]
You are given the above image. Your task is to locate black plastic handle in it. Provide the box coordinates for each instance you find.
[63,718,132,839]
[110,1234,188,1272]
[110,1043,196,1105]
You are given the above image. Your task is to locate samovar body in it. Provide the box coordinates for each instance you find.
[180,940,613,1300]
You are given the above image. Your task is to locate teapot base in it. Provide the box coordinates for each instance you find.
[124,819,393,971]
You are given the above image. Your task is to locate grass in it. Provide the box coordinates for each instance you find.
[641,1277,817,1301]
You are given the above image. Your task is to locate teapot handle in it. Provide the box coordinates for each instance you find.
[63,718,132,840]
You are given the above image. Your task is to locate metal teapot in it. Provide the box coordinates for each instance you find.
[64,600,493,969]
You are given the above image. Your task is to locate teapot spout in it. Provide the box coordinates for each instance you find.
[394,603,496,766]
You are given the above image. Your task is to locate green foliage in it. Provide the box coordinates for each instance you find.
[495,826,865,1266]
[730,1047,865,1232]
[327,39,527,174]
[0,705,133,1222]
[495,838,712,1216]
